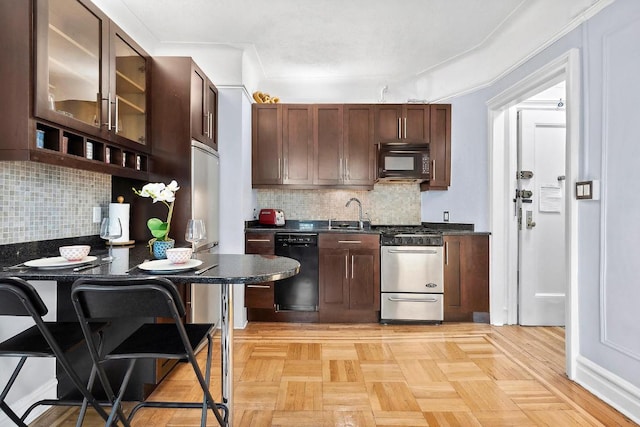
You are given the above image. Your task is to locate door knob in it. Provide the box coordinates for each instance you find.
[526,210,536,229]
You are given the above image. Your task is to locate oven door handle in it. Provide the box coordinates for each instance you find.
[387,296,440,303]
[387,249,439,254]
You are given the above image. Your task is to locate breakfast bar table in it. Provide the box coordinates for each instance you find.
[0,249,300,426]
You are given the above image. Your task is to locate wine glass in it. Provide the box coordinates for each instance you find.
[100,217,122,261]
[185,219,206,256]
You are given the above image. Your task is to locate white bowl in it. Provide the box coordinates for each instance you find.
[166,248,193,264]
[59,245,91,261]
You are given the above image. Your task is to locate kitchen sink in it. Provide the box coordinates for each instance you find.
[327,220,370,230]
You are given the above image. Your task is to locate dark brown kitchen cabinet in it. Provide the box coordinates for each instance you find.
[313,105,375,187]
[314,105,344,185]
[252,103,374,189]
[443,234,489,322]
[374,104,430,143]
[251,104,313,185]
[34,0,150,147]
[0,0,149,180]
[283,105,314,185]
[343,105,376,186]
[244,232,276,310]
[318,233,380,323]
[191,64,218,150]
[421,104,452,190]
[252,104,283,185]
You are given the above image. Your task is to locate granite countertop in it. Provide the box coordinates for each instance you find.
[245,220,489,235]
[0,238,300,285]
[245,220,379,234]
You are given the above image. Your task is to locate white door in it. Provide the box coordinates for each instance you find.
[518,109,566,326]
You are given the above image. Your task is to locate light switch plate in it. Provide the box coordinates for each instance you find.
[92,206,102,223]
[576,180,599,200]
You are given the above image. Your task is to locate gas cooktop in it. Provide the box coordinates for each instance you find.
[372,225,444,246]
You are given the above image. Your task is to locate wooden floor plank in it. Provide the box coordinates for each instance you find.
[30,323,637,426]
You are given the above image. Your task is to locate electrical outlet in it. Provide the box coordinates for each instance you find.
[92,206,102,223]
[443,211,450,222]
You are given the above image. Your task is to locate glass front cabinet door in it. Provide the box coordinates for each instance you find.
[34,0,149,147]
[111,27,148,145]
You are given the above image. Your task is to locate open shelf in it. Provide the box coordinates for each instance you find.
[33,120,148,176]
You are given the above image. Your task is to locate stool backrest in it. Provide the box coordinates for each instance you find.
[0,277,48,317]
[71,276,185,321]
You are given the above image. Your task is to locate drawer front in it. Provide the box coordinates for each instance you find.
[319,233,379,249]
[245,232,275,255]
[381,292,443,321]
[245,282,275,308]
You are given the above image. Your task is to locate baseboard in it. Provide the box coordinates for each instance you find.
[0,379,57,427]
[575,355,640,424]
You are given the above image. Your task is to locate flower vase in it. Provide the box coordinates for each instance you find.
[153,239,175,259]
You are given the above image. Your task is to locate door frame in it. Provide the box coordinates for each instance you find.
[486,48,580,378]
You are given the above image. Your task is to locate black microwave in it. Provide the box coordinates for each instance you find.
[377,143,430,182]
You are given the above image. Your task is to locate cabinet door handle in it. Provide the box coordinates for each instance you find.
[398,117,402,139]
[247,284,271,289]
[388,248,437,254]
[204,113,209,137]
[107,92,112,131]
[351,255,354,279]
[284,157,288,180]
[338,240,361,244]
[444,241,448,265]
[210,112,214,139]
[345,254,348,279]
[247,239,271,242]
[404,117,407,139]
[388,296,439,303]
[431,159,436,180]
[278,158,281,179]
[114,96,120,133]
[345,158,349,180]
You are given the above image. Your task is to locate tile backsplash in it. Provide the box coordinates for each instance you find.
[256,183,421,225]
[0,162,111,244]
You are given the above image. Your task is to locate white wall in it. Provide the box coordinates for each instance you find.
[439,0,640,420]
[218,87,256,328]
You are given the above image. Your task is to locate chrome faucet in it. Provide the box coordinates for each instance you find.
[345,197,364,229]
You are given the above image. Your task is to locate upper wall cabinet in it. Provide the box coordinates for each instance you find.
[313,105,375,187]
[420,104,451,190]
[374,104,430,144]
[34,0,150,148]
[252,104,375,189]
[0,0,149,180]
[191,64,218,150]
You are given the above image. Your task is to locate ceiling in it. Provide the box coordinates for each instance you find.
[108,0,610,100]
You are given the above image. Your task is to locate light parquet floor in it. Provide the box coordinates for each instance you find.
[31,322,637,426]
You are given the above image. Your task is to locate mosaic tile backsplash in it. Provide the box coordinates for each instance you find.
[0,162,111,244]
[256,183,421,225]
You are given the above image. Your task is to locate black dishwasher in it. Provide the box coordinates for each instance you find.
[274,233,319,311]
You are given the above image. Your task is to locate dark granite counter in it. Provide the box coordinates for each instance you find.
[245,220,488,236]
[245,219,379,234]
[0,244,300,285]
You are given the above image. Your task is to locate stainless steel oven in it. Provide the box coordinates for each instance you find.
[375,226,444,323]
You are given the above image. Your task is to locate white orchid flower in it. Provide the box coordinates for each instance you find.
[166,180,180,192]
[158,188,176,203]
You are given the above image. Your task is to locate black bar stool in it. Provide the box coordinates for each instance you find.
[71,276,227,426]
[0,277,110,427]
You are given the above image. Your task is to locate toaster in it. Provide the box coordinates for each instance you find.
[259,209,285,226]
